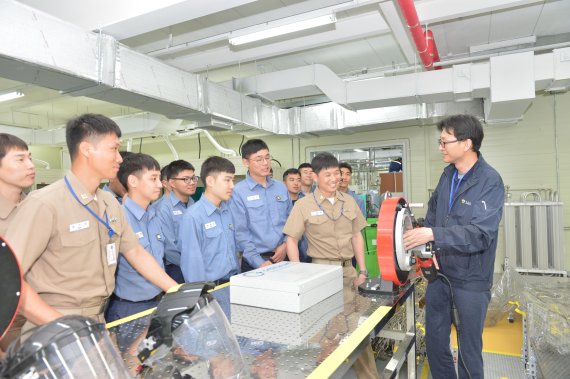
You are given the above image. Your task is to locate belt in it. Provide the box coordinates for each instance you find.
[312,258,353,267]
[213,278,230,286]
[57,297,109,316]
[112,293,163,304]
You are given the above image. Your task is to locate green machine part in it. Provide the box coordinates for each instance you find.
[362,217,380,277]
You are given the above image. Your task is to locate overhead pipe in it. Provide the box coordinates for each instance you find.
[162,135,180,160]
[426,30,441,70]
[397,0,440,70]
[176,129,238,157]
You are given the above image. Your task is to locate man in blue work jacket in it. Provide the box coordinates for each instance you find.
[404,114,504,379]
[106,153,166,322]
[153,159,197,283]
[180,156,240,284]
[229,139,291,272]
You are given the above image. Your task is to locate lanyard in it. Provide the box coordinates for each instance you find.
[312,192,344,221]
[448,170,464,211]
[64,176,116,238]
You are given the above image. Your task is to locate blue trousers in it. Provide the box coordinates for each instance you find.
[165,263,185,284]
[425,277,490,379]
[105,296,159,323]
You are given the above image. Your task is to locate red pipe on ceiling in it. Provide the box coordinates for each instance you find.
[397,0,440,70]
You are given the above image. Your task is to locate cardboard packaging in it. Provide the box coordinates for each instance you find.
[230,262,343,313]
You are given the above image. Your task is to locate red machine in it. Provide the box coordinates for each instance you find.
[0,237,22,341]
[377,196,437,286]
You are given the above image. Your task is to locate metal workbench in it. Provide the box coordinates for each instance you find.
[106,282,416,378]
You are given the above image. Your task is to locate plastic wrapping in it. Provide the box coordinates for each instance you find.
[487,266,570,378]
[485,263,524,326]
[139,299,245,378]
[522,279,570,356]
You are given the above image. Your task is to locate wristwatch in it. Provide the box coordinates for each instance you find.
[359,269,368,277]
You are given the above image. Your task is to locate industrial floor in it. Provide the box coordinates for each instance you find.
[343,312,526,379]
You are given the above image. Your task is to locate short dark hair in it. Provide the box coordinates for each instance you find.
[339,162,352,173]
[167,160,195,179]
[298,163,312,170]
[0,133,28,163]
[437,114,484,152]
[66,114,122,161]
[160,164,170,181]
[311,153,339,174]
[119,151,133,160]
[200,156,235,189]
[117,153,160,190]
[283,168,300,180]
[241,139,269,159]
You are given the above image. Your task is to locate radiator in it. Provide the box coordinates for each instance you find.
[504,192,566,272]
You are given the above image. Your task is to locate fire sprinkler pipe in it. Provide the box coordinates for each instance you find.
[397,0,439,70]
[426,29,441,70]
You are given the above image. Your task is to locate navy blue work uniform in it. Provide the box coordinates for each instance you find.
[425,155,504,379]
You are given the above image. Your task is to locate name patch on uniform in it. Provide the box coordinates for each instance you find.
[69,220,89,232]
[136,231,144,239]
[247,195,260,201]
[205,221,217,230]
[311,211,324,216]
[172,210,183,216]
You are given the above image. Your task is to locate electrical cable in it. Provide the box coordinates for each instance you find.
[271,158,282,167]
[436,272,473,379]
[197,133,201,159]
[238,135,245,157]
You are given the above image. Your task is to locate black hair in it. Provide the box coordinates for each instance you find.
[0,133,29,162]
[66,114,122,161]
[117,153,160,190]
[167,160,195,179]
[241,139,269,159]
[297,162,312,170]
[119,151,133,160]
[160,164,170,181]
[338,162,352,173]
[437,114,484,152]
[283,168,300,180]
[200,156,235,189]
[311,153,339,174]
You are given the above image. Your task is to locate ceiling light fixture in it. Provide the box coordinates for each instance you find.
[0,91,24,103]
[229,14,336,46]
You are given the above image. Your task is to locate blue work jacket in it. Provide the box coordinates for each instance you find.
[426,155,504,292]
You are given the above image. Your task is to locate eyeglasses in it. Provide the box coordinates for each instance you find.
[249,155,272,164]
[438,139,461,147]
[171,176,200,184]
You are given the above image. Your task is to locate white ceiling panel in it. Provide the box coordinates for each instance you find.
[534,0,570,36]
[431,15,493,56]
[488,3,543,41]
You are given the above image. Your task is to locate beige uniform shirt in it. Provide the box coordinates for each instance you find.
[283,188,367,260]
[0,192,25,236]
[4,173,139,310]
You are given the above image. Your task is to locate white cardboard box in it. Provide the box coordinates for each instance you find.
[231,290,344,345]
[230,262,343,313]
